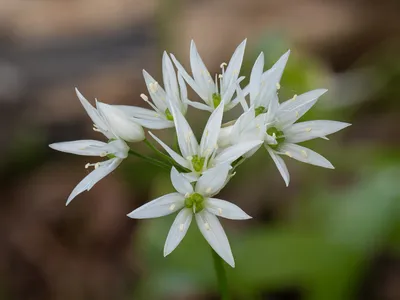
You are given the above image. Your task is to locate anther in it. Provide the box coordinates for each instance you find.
[149,82,159,93]
[218,74,223,79]
[218,208,223,215]
[206,187,212,194]
[285,151,292,158]
[292,94,297,101]
[169,204,176,211]
[140,93,148,101]
[305,128,312,132]
[276,83,281,90]
[179,224,185,232]
[295,111,300,118]
[220,62,227,68]
[301,150,308,158]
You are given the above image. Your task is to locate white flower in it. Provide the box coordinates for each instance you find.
[127,165,251,267]
[49,88,135,204]
[244,50,290,116]
[263,89,351,186]
[149,101,263,178]
[118,52,188,129]
[171,40,247,112]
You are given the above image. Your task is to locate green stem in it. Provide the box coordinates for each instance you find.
[143,139,190,173]
[211,248,230,300]
[128,149,170,171]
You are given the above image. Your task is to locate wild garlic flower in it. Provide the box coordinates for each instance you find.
[149,101,262,179]
[119,52,188,129]
[49,89,144,204]
[171,40,247,112]
[128,165,251,267]
[263,89,351,186]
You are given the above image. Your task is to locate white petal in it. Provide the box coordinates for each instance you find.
[195,211,234,267]
[223,39,246,92]
[184,99,213,112]
[195,163,231,197]
[170,54,206,100]
[115,105,159,119]
[49,140,108,156]
[97,102,145,142]
[218,125,233,148]
[142,70,168,111]
[132,117,174,130]
[164,208,193,256]
[67,158,122,205]
[266,146,290,186]
[285,120,351,143]
[162,52,180,103]
[200,102,224,158]
[249,52,264,106]
[257,50,290,108]
[206,198,252,220]
[75,88,113,138]
[170,102,199,158]
[276,89,328,127]
[214,140,263,165]
[171,167,194,195]
[278,143,334,169]
[127,193,185,219]
[148,132,191,169]
[190,40,214,99]
[181,171,200,183]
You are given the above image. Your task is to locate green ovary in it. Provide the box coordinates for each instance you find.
[191,155,205,172]
[267,127,285,150]
[185,192,205,213]
[212,93,222,108]
[255,106,266,116]
[165,108,174,121]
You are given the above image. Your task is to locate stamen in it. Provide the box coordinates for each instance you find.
[179,224,185,232]
[220,62,227,69]
[218,208,223,215]
[285,151,293,158]
[140,93,148,101]
[99,152,107,157]
[292,94,297,101]
[206,187,212,194]
[169,204,176,211]
[305,128,312,132]
[186,156,193,160]
[204,222,210,230]
[93,124,102,132]
[301,150,308,158]
[149,82,159,93]
[218,74,223,79]
[295,111,300,118]
[276,83,281,90]
[184,193,190,198]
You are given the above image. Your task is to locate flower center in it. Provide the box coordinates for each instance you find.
[184,192,205,213]
[255,106,266,116]
[212,93,222,108]
[165,108,174,121]
[266,126,285,150]
[191,155,205,172]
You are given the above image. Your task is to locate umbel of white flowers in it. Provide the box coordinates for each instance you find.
[49,39,350,267]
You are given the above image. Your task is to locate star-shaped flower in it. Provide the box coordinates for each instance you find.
[171,40,247,112]
[128,165,251,267]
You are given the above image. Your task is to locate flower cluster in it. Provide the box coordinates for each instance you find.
[50,39,350,267]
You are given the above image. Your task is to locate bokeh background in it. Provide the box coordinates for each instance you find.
[1,0,399,299]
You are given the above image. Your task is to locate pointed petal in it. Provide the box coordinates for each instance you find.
[142,70,168,111]
[181,171,199,183]
[214,140,263,165]
[162,52,180,103]
[278,143,334,169]
[132,117,174,130]
[164,208,193,256]
[97,102,145,142]
[148,132,190,169]
[249,52,264,106]
[195,211,235,267]
[266,146,290,186]
[49,140,108,156]
[127,193,184,219]
[257,50,290,108]
[285,120,351,143]
[115,105,160,119]
[177,73,188,113]
[206,198,252,220]
[200,102,224,157]
[195,163,231,197]
[170,102,199,158]
[223,39,246,92]
[67,158,122,205]
[184,99,213,112]
[171,167,194,195]
[276,89,328,127]
[190,40,214,99]
[170,54,207,100]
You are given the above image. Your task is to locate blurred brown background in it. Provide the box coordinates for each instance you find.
[0,0,399,299]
